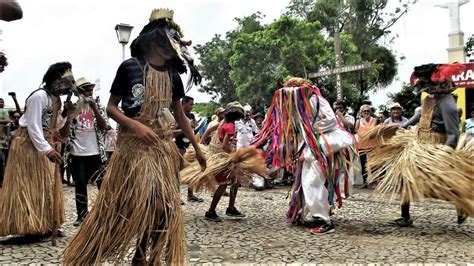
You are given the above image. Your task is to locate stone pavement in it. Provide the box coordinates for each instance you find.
[0,184,473,264]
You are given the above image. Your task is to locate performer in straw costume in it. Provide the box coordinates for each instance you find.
[63,8,206,265]
[362,63,473,226]
[0,62,75,238]
[181,102,267,222]
[251,77,356,234]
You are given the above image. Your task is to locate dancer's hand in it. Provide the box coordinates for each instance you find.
[46,149,62,164]
[132,121,160,145]
[195,147,207,172]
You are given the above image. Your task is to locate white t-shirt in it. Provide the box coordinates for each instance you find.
[235,118,258,149]
[105,128,117,152]
[71,106,99,156]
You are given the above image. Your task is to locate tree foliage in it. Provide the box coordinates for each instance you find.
[230,16,329,109]
[387,83,420,118]
[466,34,474,58]
[194,13,265,104]
[195,1,409,111]
[286,0,408,111]
[192,102,221,117]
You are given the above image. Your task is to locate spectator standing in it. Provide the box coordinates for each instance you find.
[334,100,355,132]
[254,112,265,131]
[0,98,10,186]
[378,110,389,124]
[355,104,377,188]
[174,95,203,202]
[235,109,259,149]
[384,102,408,125]
[63,77,108,226]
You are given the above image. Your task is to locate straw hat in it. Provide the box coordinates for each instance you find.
[75,77,95,90]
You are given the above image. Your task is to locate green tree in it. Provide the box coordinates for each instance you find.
[192,102,221,117]
[194,35,235,103]
[194,13,265,104]
[465,34,474,58]
[287,0,410,111]
[229,16,330,109]
[387,83,420,118]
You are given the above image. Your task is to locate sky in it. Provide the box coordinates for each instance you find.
[0,0,473,111]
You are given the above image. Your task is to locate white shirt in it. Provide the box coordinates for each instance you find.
[235,118,258,149]
[105,128,117,152]
[70,106,99,156]
[19,90,59,154]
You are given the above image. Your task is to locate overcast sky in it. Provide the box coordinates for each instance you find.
[0,0,472,111]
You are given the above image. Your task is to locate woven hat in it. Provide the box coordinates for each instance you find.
[225,101,244,115]
[389,102,403,111]
[75,77,95,90]
[215,107,225,114]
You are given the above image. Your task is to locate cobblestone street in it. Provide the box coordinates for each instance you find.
[1,184,473,264]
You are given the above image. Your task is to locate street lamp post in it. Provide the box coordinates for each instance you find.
[114,23,134,61]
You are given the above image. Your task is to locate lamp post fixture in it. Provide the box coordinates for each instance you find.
[114,23,134,61]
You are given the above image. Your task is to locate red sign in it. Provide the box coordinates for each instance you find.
[409,63,474,88]
[451,63,474,88]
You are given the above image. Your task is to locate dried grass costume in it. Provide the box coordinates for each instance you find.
[181,103,267,191]
[0,63,74,236]
[63,9,202,265]
[362,64,473,217]
[0,92,64,236]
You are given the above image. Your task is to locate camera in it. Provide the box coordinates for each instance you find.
[8,92,15,97]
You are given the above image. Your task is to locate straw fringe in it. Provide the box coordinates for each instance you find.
[63,131,184,265]
[367,130,474,217]
[357,124,400,150]
[0,129,64,236]
[181,147,267,191]
[64,65,186,265]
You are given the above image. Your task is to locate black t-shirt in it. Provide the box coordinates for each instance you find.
[110,57,185,117]
[175,112,195,149]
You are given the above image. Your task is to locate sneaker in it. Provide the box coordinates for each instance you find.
[389,217,413,227]
[187,195,204,202]
[205,210,222,222]
[457,213,468,224]
[225,207,246,218]
[310,223,335,235]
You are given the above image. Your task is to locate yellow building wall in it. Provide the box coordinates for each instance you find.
[421,87,466,121]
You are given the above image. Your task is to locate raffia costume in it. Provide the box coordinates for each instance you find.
[0,90,64,236]
[180,104,267,191]
[63,65,185,264]
[361,64,473,217]
[64,9,203,264]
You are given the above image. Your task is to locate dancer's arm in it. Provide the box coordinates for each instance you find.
[440,96,460,149]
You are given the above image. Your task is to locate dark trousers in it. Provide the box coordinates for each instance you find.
[0,149,7,186]
[70,155,102,219]
[360,153,368,184]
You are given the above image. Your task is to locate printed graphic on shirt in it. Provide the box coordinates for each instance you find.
[77,107,95,132]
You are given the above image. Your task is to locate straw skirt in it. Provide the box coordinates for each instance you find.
[63,127,185,265]
[0,128,64,236]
